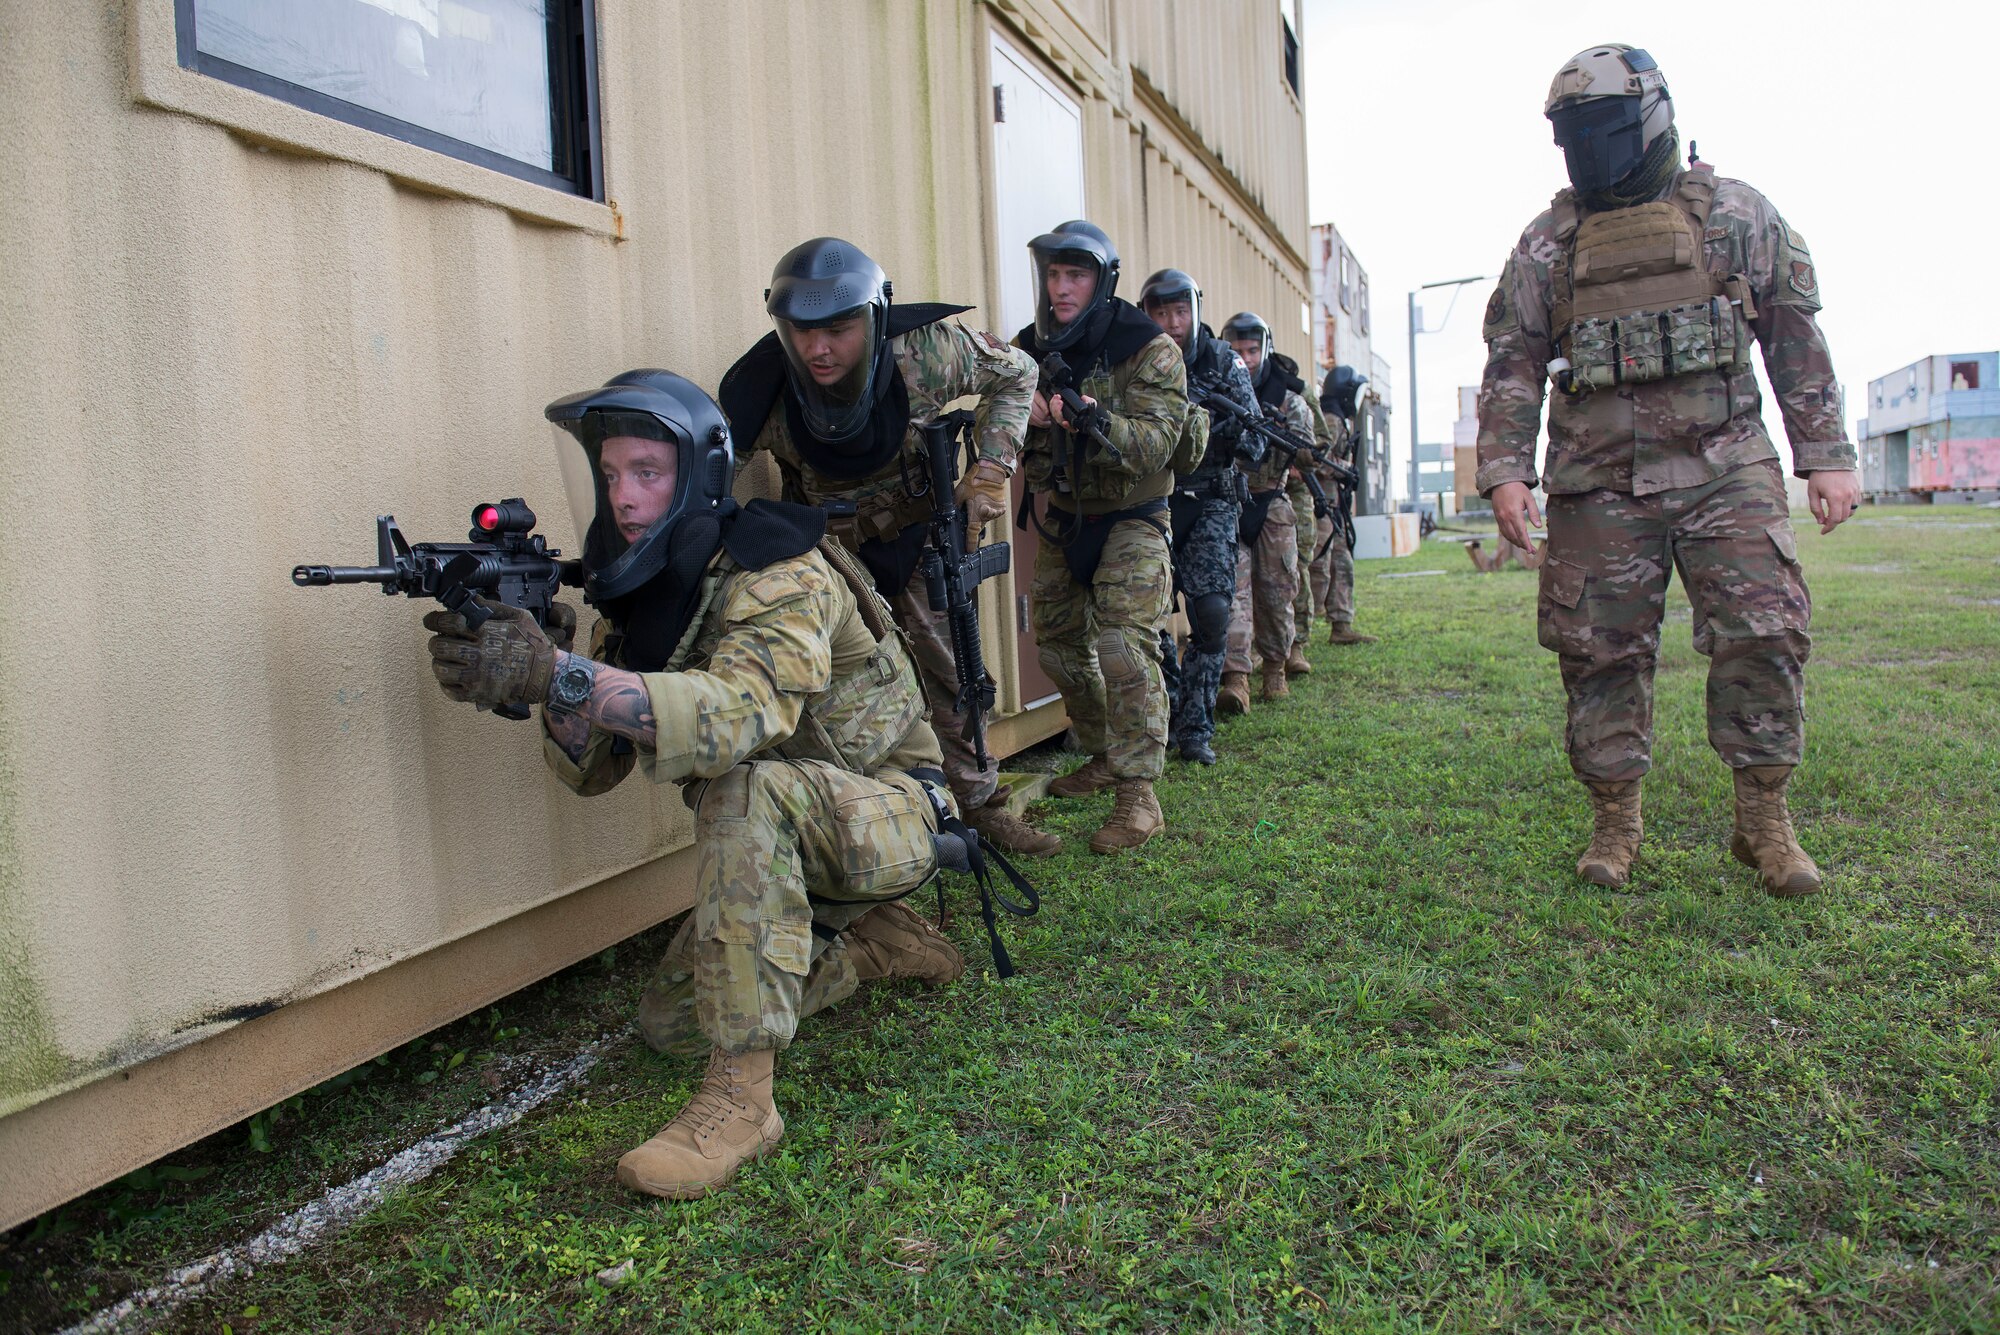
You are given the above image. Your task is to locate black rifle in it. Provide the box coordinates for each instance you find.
[1036,352,1112,454]
[1026,353,1112,550]
[293,498,582,721]
[1195,394,1357,559]
[917,410,1012,769]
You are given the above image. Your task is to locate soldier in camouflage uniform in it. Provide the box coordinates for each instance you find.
[1309,366,1378,645]
[425,371,966,1200]
[1014,221,1188,852]
[1218,312,1309,709]
[1478,45,1862,895]
[1139,267,1261,766]
[720,238,1058,858]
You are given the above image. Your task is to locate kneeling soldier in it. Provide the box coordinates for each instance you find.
[425,370,964,1199]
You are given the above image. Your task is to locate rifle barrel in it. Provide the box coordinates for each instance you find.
[292,564,396,586]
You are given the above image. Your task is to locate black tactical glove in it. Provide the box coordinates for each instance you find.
[423,600,558,708]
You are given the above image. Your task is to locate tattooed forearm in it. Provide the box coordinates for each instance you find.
[550,651,658,747]
[542,705,594,763]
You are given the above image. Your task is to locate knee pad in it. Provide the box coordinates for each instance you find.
[1038,643,1092,693]
[1096,627,1153,687]
[1190,593,1231,654]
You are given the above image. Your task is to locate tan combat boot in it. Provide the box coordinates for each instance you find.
[1327,621,1378,645]
[845,902,965,985]
[1089,778,1164,854]
[1217,672,1252,716]
[615,1047,783,1200]
[1260,663,1291,702]
[1576,780,1643,887]
[963,799,1061,857]
[1730,765,1823,897]
[1049,753,1116,799]
[1285,645,1314,677]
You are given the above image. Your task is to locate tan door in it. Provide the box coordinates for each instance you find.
[990,33,1083,710]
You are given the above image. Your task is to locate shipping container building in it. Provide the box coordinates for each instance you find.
[0,0,1319,1228]
[1857,352,2000,500]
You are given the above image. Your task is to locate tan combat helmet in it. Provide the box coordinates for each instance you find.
[1544,45,1674,194]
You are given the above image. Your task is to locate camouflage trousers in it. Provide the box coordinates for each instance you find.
[1308,515,1355,627]
[1225,490,1298,672]
[890,568,998,811]
[1540,461,1812,783]
[635,759,942,1056]
[1030,515,1172,780]
[1161,492,1241,749]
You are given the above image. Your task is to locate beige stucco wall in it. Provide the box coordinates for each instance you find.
[0,0,1311,1223]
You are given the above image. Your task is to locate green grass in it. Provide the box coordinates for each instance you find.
[7,507,1999,1334]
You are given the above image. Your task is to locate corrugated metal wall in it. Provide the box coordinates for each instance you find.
[0,0,1310,1221]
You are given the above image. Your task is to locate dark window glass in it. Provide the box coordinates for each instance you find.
[1950,360,1980,390]
[177,0,600,198]
[1281,15,1299,98]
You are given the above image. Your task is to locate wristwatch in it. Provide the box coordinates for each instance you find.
[547,654,598,715]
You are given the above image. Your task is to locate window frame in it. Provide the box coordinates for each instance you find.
[172,0,603,200]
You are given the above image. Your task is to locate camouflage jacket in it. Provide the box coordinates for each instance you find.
[1018,330,1189,513]
[1242,386,1314,493]
[543,547,942,796]
[1476,168,1855,497]
[747,320,1035,537]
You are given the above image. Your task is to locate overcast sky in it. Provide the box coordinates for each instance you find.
[1300,0,2000,499]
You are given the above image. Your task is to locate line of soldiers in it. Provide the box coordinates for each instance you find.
[415,41,1857,1206]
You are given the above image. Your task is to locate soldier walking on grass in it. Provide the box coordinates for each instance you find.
[424,371,965,1199]
[1477,44,1861,895]
[1014,221,1189,853]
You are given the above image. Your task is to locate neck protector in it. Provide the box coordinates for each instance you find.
[719,303,970,481]
[1015,297,1162,378]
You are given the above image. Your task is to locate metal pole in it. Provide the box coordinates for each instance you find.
[1406,290,1419,511]
[1406,275,1490,517]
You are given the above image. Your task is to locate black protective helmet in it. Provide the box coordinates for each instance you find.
[1138,267,1202,356]
[1322,364,1368,419]
[764,237,894,448]
[544,370,735,602]
[1545,45,1673,195]
[1219,311,1274,378]
[1028,219,1120,351]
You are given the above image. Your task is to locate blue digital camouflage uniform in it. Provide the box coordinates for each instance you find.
[1161,335,1260,750]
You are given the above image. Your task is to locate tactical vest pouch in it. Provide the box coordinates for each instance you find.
[1555,183,1755,393]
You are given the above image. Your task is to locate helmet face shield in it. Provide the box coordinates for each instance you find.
[765,237,891,447]
[1033,250,1104,349]
[1027,220,1120,351]
[1220,312,1274,377]
[544,371,735,602]
[771,303,881,445]
[1139,268,1202,356]
[1549,93,1648,194]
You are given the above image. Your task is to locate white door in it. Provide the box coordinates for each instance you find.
[989,34,1084,711]
[990,34,1084,342]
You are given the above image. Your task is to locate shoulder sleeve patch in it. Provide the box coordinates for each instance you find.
[739,563,819,609]
[1482,262,1519,341]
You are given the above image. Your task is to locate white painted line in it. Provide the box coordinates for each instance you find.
[61,1036,618,1335]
